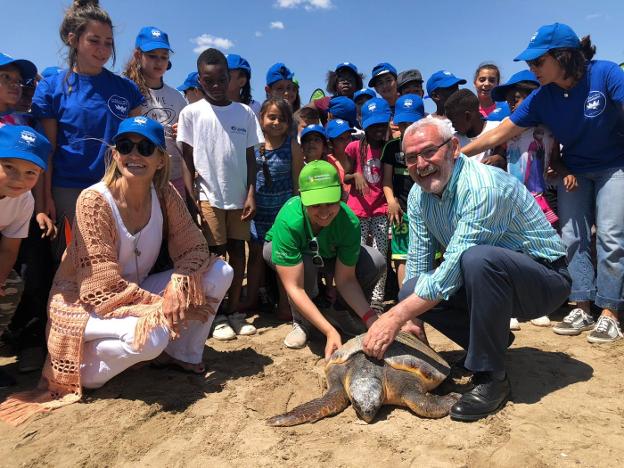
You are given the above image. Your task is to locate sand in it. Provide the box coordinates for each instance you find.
[0,308,623,468]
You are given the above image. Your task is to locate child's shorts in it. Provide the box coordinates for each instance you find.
[390,213,409,261]
[0,270,24,335]
[199,201,250,246]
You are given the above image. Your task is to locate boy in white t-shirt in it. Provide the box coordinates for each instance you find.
[445,89,506,168]
[177,48,264,340]
[0,125,50,387]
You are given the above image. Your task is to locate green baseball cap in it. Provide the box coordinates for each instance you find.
[299,160,341,207]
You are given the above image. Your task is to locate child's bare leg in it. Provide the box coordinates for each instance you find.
[225,239,246,315]
[240,242,264,311]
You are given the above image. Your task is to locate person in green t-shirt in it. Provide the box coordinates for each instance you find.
[264,160,386,360]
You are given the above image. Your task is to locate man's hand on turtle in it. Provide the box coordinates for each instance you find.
[401,318,429,346]
[363,312,403,360]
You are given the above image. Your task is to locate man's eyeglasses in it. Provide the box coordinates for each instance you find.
[115,138,157,157]
[0,73,24,88]
[308,237,324,268]
[405,137,452,167]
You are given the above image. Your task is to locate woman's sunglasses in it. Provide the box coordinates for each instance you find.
[309,237,324,268]
[115,138,156,157]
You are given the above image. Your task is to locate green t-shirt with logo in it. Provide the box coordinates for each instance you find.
[265,196,361,267]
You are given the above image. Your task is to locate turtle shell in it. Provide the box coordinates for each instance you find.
[327,332,451,390]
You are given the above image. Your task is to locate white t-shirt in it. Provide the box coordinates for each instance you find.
[138,83,188,181]
[177,99,264,209]
[91,182,163,285]
[0,192,34,238]
[456,120,501,162]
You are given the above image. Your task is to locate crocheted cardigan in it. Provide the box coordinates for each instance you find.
[0,184,217,425]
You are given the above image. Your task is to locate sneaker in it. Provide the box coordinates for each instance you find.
[530,316,551,327]
[228,313,257,336]
[283,322,307,349]
[553,308,595,336]
[509,318,521,330]
[587,315,623,344]
[212,315,236,341]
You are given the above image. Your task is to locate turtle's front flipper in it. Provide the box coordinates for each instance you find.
[266,389,350,427]
[402,391,460,419]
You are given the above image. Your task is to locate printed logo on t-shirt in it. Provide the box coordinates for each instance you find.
[364,157,382,184]
[145,107,175,126]
[108,95,131,119]
[230,125,247,135]
[584,91,606,118]
[394,151,405,165]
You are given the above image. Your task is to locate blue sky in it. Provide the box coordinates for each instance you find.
[4,0,624,112]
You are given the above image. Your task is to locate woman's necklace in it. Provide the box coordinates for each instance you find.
[133,229,143,285]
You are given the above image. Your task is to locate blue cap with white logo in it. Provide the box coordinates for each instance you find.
[0,125,50,170]
[0,53,37,81]
[326,119,355,139]
[135,26,173,52]
[514,23,580,62]
[300,124,327,142]
[329,96,357,127]
[335,62,358,75]
[227,54,252,75]
[354,88,377,102]
[113,116,166,149]
[368,62,397,87]
[266,63,294,86]
[177,72,200,92]
[426,70,467,96]
[491,70,539,102]
[393,94,425,124]
[361,97,392,130]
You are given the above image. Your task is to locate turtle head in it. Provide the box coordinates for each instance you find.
[349,376,384,423]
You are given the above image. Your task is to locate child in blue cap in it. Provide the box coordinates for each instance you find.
[226,54,261,117]
[326,119,355,201]
[177,72,204,104]
[123,26,189,197]
[344,97,392,310]
[426,70,467,116]
[0,53,37,126]
[265,62,300,112]
[312,62,364,124]
[0,125,49,387]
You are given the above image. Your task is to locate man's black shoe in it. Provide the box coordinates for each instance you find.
[450,372,511,422]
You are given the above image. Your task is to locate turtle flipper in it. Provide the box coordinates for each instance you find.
[266,389,350,427]
[402,391,460,419]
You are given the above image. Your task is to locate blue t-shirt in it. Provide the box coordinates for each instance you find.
[32,68,144,188]
[511,60,624,174]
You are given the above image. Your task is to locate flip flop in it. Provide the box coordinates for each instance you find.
[151,353,205,375]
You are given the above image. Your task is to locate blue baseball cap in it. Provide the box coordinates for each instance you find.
[486,102,511,121]
[354,88,377,102]
[266,62,294,86]
[426,70,467,96]
[514,23,580,62]
[300,124,327,142]
[41,66,63,79]
[227,54,251,75]
[335,62,358,74]
[177,72,199,92]
[361,97,391,129]
[113,116,166,149]
[394,94,425,124]
[135,26,173,52]
[0,125,50,171]
[491,70,539,102]
[328,96,357,127]
[0,53,37,81]
[368,62,397,87]
[326,119,355,139]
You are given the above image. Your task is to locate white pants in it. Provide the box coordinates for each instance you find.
[81,259,233,389]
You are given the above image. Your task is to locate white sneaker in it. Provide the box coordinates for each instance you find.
[530,316,551,327]
[212,315,236,341]
[283,322,307,349]
[228,312,257,336]
[510,318,521,330]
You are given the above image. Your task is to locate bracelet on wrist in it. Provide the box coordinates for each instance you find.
[362,308,378,324]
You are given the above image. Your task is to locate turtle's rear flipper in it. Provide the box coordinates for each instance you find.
[402,391,460,419]
[266,389,350,426]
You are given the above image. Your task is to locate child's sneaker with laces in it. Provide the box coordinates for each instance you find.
[553,308,595,336]
[587,315,623,344]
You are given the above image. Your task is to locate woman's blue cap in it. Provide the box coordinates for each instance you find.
[135,26,173,52]
[361,97,392,129]
[0,125,50,170]
[490,70,539,101]
[266,63,294,86]
[227,54,251,75]
[514,23,580,62]
[113,116,166,149]
[0,53,37,81]
[394,94,425,124]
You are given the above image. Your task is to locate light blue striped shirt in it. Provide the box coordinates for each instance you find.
[406,154,566,301]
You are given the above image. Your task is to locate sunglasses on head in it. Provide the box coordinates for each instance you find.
[115,138,157,157]
[308,237,324,268]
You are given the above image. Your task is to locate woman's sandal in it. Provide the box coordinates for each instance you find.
[150,353,205,375]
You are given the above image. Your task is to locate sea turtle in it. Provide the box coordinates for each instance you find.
[267,331,459,426]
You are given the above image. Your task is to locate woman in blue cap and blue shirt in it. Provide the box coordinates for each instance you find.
[463,22,624,343]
